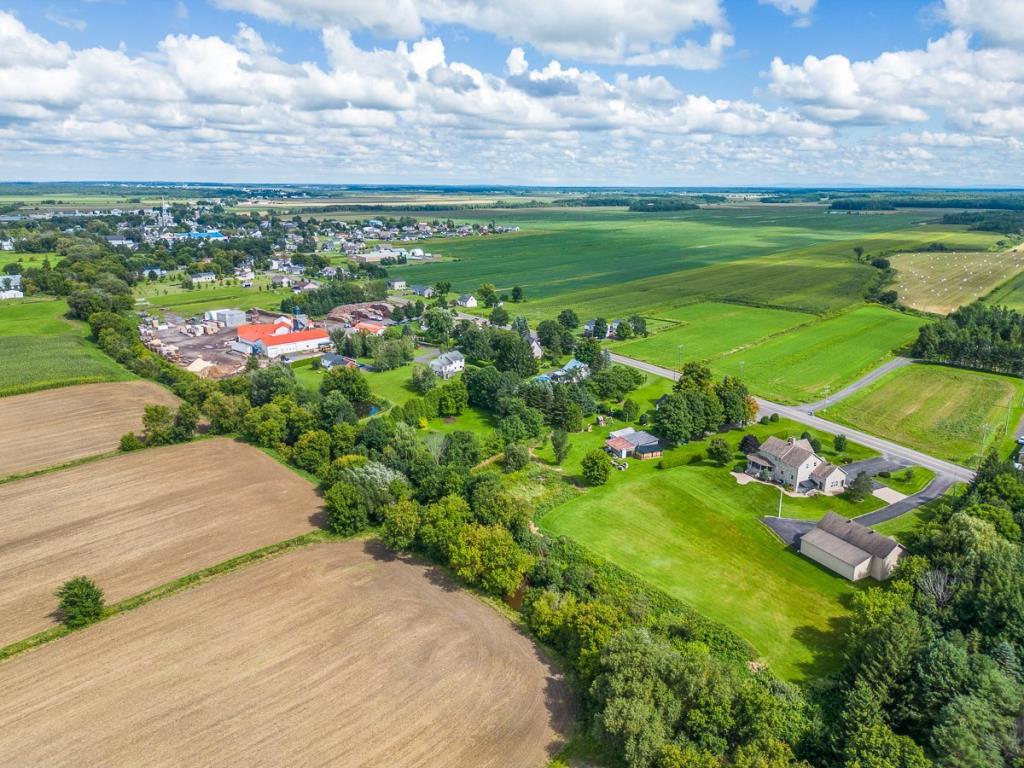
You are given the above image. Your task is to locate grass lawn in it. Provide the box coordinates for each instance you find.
[0,298,132,396]
[874,466,936,496]
[821,363,1024,467]
[891,243,1022,315]
[612,303,814,366]
[711,306,925,404]
[136,280,295,317]
[538,429,876,681]
[291,360,422,409]
[872,508,930,541]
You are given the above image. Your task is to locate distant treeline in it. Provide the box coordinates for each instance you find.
[556,193,720,209]
[913,302,1024,374]
[942,210,1024,234]
[831,196,1024,212]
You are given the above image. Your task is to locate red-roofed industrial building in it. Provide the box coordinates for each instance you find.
[232,317,331,359]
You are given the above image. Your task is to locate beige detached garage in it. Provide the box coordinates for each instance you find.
[799,512,905,581]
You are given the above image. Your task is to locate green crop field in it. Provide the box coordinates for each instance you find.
[710,306,925,404]
[386,206,997,320]
[613,302,814,366]
[538,418,883,681]
[0,299,132,396]
[984,266,1024,312]
[821,363,1024,466]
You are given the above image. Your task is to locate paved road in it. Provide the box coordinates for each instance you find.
[610,352,975,485]
[796,357,912,413]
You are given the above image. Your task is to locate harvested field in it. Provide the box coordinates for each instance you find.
[891,246,1024,314]
[0,381,180,478]
[0,439,321,646]
[0,541,574,768]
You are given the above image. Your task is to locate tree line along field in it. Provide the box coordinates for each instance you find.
[0,381,180,479]
[0,299,134,396]
[538,419,884,682]
[0,541,573,768]
[820,363,1024,466]
[0,438,323,647]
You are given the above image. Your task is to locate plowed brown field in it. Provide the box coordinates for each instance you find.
[0,381,180,478]
[0,542,573,768]
[0,438,322,646]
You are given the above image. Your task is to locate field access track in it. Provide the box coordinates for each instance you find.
[0,542,573,768]
[0,439,321,646]
[0,381,180,479]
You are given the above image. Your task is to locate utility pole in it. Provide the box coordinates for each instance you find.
[777,484,784,518]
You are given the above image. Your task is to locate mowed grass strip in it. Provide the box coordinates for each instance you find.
[0,541,573,768]
[0,381,180,479]
[711,306,925,404]
[0,438,323,646]
[820,364,1024,466]
[891,244,1023,315]
[0,299,132,396]
[613,302,813,366]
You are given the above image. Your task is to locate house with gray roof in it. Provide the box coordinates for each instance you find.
[746,436,846,494]
[800,512,904,581]
[430,350,465,379]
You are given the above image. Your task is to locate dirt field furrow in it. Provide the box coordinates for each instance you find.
[0,438,322,646]
[0,381,181,478]
[0,542,573,768]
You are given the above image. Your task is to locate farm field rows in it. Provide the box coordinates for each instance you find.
[538,421,884,681]
[385,208,1001,320]
[0,438,322,646]
[0,541,573,768]
[820,363,1024,466]
[612,302,814,367]
[0,381,180,479]
[0,299,134,396]
[711,306,925,403]
[890,244,1022,314]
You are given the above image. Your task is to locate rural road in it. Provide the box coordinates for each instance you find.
[609,352,976,485]
[796,356,913,413]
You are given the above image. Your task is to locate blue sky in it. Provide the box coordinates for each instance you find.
[0,0,1021,184]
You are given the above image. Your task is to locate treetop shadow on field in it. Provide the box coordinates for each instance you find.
[360,538,578,744]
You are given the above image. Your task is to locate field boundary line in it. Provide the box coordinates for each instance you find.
[0,530,344,665]
[0,450,120,487]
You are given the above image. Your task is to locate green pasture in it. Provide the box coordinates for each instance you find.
[387,207,996,320]
[0,299,132,396]
[138,282,295,317]
[538,418,883,681]
[711,306,925,404]
[821,363,1024,466]
[612,302,814,366]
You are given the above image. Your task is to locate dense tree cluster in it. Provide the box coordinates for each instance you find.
[653,363,758,444]
[820,451,1024,768]
[912,302,1024,374]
